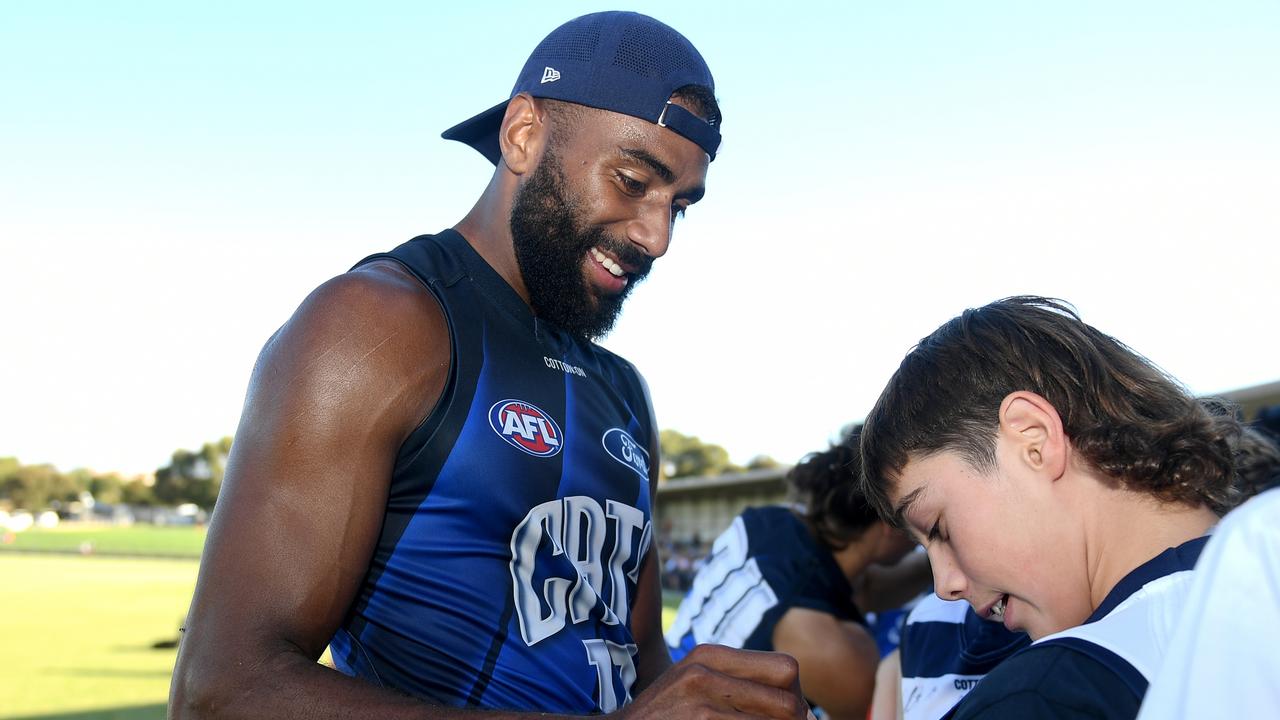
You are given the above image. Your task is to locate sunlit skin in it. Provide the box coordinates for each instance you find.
[885,391,1220,641]
[457,92,709,318]
[889,446,1093,640]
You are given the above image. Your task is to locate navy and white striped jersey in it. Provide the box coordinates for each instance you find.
[948,536,1210,720]
[665,506,863,660]
[327,230,657,714]
[898,595,1029,720]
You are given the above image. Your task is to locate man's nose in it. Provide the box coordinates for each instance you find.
[624,200,672,259]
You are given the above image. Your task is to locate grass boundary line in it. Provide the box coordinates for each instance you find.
[0,547,202,561]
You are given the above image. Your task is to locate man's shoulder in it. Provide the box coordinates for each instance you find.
[263,261,450,399]
[950,644,1141,720]
[307,260,443,330]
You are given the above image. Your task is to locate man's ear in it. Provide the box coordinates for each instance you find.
[498,93,547,175]
[999,391,1067,479]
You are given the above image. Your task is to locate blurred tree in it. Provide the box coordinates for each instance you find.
[659,429,744,481]
[1,463,76,510]
[746,455,782,471]
[0,456,19,507]
[153,436,233,510]
[0,458,168,511]
[87,472,125,505]
[121,477,157,506]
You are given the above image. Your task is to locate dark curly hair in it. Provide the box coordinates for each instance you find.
[860,296,1241,524]
[1198,397,1280,502]
[787,427,881,551]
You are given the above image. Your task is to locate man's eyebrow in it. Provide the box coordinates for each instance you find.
[619,148,674,183]
[618,148,705,203]
[891,485,927,530]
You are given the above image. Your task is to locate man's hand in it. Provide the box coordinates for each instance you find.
[619,644,813,719]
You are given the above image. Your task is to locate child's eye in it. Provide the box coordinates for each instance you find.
[928,520,945,542]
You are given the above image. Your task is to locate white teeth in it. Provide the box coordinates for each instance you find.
[991,596,1006,619]
[591,248,625,277]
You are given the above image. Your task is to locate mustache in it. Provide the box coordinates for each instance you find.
[585,227,654,279]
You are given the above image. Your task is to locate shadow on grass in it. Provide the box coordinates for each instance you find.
[6,703,167,720]
[108,642,179,654]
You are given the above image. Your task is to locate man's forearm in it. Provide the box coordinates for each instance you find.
[169,643,574,720]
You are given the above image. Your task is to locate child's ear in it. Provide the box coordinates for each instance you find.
[999,391,1067,479]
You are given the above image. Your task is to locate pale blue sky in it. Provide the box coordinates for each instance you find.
[2,1,1278,476]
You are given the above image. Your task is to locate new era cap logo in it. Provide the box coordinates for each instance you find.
[540,66,561,83]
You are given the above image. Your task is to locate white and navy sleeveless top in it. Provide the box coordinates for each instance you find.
[664,506,863,660]
[328,230,657,713]
[1033,535,1209,698]
[947,535,1210,720]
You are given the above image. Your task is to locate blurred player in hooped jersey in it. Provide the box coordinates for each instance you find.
[859,296,1239,720]
[870,594,1029,720]
[666,428,929,720]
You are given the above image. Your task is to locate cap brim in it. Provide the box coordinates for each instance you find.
[441,100,510,166]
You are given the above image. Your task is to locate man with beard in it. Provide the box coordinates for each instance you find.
[169,11,811,720]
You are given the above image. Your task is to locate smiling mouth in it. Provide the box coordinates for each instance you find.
[990,594,1008,620]
[589,247,627,278]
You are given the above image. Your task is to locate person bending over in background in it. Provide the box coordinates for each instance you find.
[859,296,1237,720]
[666,430,922,720]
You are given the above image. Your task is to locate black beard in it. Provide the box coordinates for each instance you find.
[509,151,651,341]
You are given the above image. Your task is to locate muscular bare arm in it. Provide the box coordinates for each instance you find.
[772,608,880,720]
[169,262,459,718]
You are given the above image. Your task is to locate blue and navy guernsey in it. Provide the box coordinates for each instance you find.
[328,230,658,714]
[946,536,1210,720]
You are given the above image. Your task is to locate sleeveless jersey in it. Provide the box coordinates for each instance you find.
[665,505,863,660]
[327,230,658,714]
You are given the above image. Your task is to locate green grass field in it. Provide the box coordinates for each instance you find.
[2,525,683,719]
[0,525,206,558]
[0,554,198,719]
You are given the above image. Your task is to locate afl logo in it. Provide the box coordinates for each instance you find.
[602,428,650,480]
[489,399,563,457]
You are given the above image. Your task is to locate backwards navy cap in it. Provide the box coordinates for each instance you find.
[442,11,720,165]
